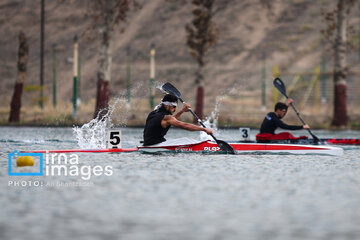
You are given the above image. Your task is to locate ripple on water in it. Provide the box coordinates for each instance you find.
[1,127,360,240]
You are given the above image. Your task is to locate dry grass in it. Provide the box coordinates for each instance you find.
[1,92,360,129]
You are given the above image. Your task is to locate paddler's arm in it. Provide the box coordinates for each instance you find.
[163,116,213,135]
[285,98,310,129]
[274,117,303,130]
[173,103,191,119]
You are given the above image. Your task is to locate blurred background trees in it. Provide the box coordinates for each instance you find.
[2,0,360,127]
[86,0,140,119]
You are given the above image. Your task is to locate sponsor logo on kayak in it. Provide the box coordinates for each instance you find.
[8,151,113,180]
[175,148,193,151]
[204,146,221,151]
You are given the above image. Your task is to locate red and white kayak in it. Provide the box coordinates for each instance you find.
[24,138,343,156]
[253,138,360,145]
[138,140,343,156]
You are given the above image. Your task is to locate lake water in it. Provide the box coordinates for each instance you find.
[1,126,360,240]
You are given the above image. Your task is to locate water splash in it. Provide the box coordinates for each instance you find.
[155,81,165,92]
[196,83,246,141]
[72,98,122,149]
[199,96,224,141]
[72,81,149,149]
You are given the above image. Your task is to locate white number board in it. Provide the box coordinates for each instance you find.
[107,129,122,149]
[239,128,251,141]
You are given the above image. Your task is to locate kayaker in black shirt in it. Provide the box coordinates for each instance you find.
[143,94,213,146]
[257,99,309,140]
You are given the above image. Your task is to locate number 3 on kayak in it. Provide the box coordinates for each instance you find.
[240,128,250,141]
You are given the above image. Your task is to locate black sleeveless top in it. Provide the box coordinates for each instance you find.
[260,112,302,134]
[143,108,171,146]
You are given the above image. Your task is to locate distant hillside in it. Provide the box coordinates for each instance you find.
[0,0,359,125]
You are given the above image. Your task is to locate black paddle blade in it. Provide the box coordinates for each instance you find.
[310,132,320,142]
[161,82,181,99]
[273,78,288,98]
[216,140,236,154]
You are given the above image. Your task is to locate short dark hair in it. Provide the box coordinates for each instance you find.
[162,94,178,103]
[275,102,288,111]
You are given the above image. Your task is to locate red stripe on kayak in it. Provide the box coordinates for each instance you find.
[21,140,343,154]
[21,148,139,153]
[139,142,334,151]
[326,138,360,145]
[196,142,331,151]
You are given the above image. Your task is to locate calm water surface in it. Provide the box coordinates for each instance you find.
[1,127,360,240]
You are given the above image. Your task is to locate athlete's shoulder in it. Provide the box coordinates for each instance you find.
[163,115,175,121]
[265,112,275,120]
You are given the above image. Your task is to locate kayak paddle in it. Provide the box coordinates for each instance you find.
[273,77,320,142]
[161,82,236,154]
